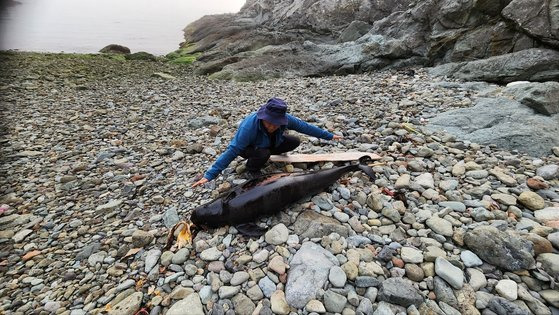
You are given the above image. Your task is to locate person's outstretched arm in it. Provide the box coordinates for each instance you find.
[192,126,253,187]
[286,114,342,140]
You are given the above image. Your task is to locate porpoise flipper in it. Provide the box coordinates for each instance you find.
[235,223,268,237]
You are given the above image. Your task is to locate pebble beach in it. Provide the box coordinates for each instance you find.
[0,52,558,315]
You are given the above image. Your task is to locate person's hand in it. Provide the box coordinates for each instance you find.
[332,135,343,141]
[192,177,209,188]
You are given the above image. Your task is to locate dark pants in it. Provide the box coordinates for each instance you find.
[240,135,300,171]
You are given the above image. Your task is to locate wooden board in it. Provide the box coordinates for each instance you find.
[269,152,382,163]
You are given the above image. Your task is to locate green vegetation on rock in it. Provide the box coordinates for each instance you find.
[166,44,201,65]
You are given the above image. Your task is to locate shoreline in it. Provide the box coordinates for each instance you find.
[0,49,174,58]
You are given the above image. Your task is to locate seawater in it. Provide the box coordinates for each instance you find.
[0,0,244,55]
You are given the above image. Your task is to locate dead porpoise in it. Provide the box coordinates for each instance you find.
[190,161,376,229]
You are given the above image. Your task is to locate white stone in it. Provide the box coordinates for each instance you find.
[305,299,326,313]
[12,229,33,243]
[329,266,347,287]
[495,279,518,301]
[460,250,483,267]
[265,223,289,245]
[415,173,435,189]
[401,247,423,263]
[534,207,559,223]
[395,174,411,189]
[467,268,487,291]
[95,199,122,212]
[253,249,269,264]
[271,290,290,315]
[230,271,250,286]
[200,247,222,261]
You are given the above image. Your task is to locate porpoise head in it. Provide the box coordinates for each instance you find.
[190,198,225,228]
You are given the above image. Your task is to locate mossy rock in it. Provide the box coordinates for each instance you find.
[125,52,156,61]
[99,44,130,54]
[170,55,198,64]
[166,45,200,64]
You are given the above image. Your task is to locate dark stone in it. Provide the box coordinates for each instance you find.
[378,277,423,307]
[474,0,512,16]
[125,51,156,61]
[355,276,381,287]
[488,296,531,315]
[99,44,130,54]
[434,276,458,308]
[463,226,535,271]
[75,242,100,261]
[378,245,397,262]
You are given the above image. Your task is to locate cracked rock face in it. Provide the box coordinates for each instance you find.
[181,0,558,81]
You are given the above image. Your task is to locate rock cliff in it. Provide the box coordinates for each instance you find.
[181,0,559,81]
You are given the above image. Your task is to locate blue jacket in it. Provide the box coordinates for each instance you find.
[204,113,334,180]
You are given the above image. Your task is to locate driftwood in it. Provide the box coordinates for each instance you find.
[269,151,381,163]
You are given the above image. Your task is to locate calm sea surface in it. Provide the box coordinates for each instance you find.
[0,0,245,55]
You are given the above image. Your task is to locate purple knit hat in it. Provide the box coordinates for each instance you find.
[257,97,288,125]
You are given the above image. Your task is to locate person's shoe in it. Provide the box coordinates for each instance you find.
[245,170,263,180]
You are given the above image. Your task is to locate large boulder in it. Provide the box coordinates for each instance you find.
[504,81,559,115]
[427,97,559,157]
[285,242,339,309]
[502,0,559,48]
[100,44,130,54]
[429,49,559,83]
[463,226,535,271]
